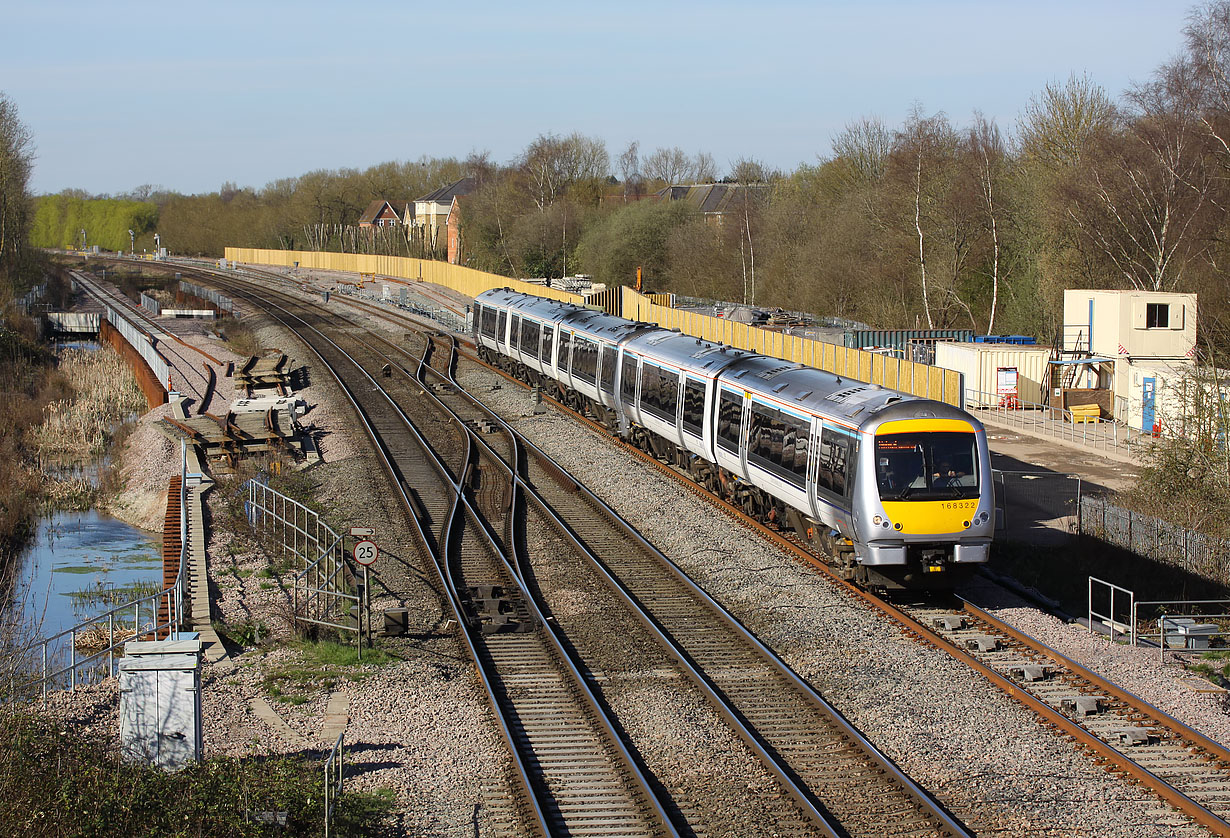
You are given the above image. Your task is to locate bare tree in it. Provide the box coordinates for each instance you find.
[1066,71,1217,291]
[968,113,1007,332]
[1018,73,1116,170]
[520,132,610,211]
[0,93,34,280]
[618,141,641,201]
[643,147,693,185]
[832,117,892,184]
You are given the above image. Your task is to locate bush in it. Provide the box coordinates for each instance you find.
[0,710,393,836]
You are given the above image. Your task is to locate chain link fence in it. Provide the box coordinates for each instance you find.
[994,470,1082,544]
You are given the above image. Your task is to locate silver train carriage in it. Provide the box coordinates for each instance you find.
[473,288,993,590]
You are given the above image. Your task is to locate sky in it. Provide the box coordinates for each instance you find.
[2,1,1197,197]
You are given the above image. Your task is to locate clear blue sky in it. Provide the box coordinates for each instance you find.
[4,1,1193,197]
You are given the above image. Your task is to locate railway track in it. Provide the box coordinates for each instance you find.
[175,263,1230,834]
[205,279,676,838]
[198,272,971,836]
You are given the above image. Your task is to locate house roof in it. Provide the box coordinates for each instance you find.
[655,183,770,214]
[416,177,477,205]
[358,199,412,225]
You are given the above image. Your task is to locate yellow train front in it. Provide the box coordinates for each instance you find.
[846,404,993,590]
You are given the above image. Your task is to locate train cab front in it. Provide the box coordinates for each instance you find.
[855,416,993,590]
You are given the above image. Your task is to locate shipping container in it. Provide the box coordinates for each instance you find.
[842,329,974,353]
[935,342,1053,407]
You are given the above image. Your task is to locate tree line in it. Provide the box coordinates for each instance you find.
[12,4,1230,359]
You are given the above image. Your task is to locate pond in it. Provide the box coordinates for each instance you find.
[14,509,163,643]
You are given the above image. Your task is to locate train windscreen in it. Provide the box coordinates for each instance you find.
[875,432,978,501]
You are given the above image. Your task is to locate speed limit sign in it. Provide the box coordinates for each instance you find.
[353,539,379,566]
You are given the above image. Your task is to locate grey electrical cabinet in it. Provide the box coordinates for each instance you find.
[118,637,203,771]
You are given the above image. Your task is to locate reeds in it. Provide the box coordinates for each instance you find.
[31,347,144,458]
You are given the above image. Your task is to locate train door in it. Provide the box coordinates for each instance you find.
[1142,377,1156,433]
[806,420,822,521]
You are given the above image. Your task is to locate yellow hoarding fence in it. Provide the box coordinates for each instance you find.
[224,248,586,306]
[620,287,962,406]
[224,248,961,406]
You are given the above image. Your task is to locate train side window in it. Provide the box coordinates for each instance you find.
[716,390,743,453]
[573,338,598,383]
[522,320,541,360]
[497,310,507,345]
[621,353,638,401]
[542,325,554,366]
[747,401,807,488]
[817,428,850,497]
[510,314,521,352]
[682,378,705,437]
[472,303,483,334]
[600,345,617,395]
[557,330,572,370]
[482,306,498,338]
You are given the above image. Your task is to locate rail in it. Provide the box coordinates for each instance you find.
[8,442,190,702]
[963,387,1144,456]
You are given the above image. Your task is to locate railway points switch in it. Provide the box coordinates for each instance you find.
[965,636,1000,652]
[1060,696,1103,716]
[933,616,965,631]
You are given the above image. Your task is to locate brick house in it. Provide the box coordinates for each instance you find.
[412,177,476,256]
[357,199,410,230]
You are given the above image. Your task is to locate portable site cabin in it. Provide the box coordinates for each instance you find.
[934,342,1053,408]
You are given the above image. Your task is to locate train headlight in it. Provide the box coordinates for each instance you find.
[873,515,883,526]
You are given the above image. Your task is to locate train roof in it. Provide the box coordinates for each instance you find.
[622,329,759,374]
[476,288,650,343]
[719,359,923,422]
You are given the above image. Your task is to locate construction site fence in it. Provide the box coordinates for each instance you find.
[224,248,962,406]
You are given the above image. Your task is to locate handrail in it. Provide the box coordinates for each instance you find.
[9,441,191,702]
[962,387,1146,456]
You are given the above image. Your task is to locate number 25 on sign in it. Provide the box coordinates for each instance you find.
[353,539,379,566]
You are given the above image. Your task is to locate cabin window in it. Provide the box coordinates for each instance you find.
[521,320,541,359]
[1146,303,1169,328]
[541,325,553,365]
[621,353,638,401]
[640,364,679,422]
[816,428,851,497]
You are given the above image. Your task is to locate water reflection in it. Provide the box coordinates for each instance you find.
[16,510,162,641]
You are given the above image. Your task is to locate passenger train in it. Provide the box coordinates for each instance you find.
[472,288,994,590]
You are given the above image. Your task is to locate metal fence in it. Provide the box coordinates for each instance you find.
[8,443,190,702]
[993,470,1082,544]
[1079,495,1230,586]
[179,280,234,313]
[964,388,1143,457]
[245,481,362,645]
[139,292,162,315]
[104,303,172,389]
